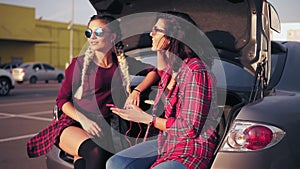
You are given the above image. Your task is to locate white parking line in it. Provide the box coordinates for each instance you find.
[0,100,55,107]
[24,111,53,116]
[0,110,51,118]
[0,112,53,121]
[0,133,37,143]
[0,100,55,143]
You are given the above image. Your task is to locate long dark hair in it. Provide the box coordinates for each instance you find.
[155,11,212,71]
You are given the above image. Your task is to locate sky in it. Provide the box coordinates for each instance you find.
[0,0,95,25]
[0,0,299,25]
[268,0,300,23]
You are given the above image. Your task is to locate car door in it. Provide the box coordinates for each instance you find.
[32,63,46,81]
[42,63,57,80]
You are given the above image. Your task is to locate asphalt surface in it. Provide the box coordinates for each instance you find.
[0,81,61,169]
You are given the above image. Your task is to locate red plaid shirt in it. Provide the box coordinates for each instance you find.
[151,58,218,169]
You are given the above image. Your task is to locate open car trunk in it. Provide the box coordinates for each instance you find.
[89,0,273,75]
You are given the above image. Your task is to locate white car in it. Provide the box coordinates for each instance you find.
[12,62,64,84]
[0,63,21,73]
[0,69,15,96]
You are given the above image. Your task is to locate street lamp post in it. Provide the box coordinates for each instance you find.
[69,0,74,64]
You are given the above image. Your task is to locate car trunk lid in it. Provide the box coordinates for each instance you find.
[89,0,268,74]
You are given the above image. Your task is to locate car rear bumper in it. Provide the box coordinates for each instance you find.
[12,75,24,82]
[45,146,73,169]
[211,142,298,169]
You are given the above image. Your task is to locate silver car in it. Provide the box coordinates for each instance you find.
[12,62,64,84]
[0,63,20,73]
[0,69,15,96]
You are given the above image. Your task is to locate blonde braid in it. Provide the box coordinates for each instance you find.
[116,48,131,95]
[74,46,94,99]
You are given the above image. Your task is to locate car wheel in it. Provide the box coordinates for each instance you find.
[0,78,10,96]
[29,76,37,84]
[57,74,64,83]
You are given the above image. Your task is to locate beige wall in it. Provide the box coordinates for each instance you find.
[34,20,87,69]
[0,3,87,70]
[287,29,300,42]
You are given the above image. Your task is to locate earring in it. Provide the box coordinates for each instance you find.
[111,40,116,46]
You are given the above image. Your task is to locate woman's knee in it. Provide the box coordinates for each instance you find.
[106,153,157,169]
[58,126,90,156]
[107,153,152,169]
[106,140,158,169]
[106,154,125,169]
[152,161,187,169]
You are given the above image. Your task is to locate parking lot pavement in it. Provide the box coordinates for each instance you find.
[0,83,59,169]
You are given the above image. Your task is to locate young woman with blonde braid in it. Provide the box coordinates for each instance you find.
[27,14,159,169]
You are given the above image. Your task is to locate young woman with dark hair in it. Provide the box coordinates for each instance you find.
[106,11,218,169]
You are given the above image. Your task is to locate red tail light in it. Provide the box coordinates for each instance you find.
[221,121,285,152]
[244,125,273,150]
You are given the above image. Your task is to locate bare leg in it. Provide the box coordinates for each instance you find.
[59,126,90,158]
[59,126,112,169]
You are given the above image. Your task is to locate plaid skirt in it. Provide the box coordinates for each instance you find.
[27,113,130,158]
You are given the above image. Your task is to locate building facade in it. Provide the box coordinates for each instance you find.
[272,23,300,42]
[0,3,87,70]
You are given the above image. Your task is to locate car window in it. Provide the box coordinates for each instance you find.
[0,63,19,70]
[130,54,254,90]
[129,53,157,86]
[20,64,30,69]
[32,64,42,71]
[212,59,253,90]
[0,64,7,69]
[270,53,280,76]
[43,64,55,71]
[139,56,157,67]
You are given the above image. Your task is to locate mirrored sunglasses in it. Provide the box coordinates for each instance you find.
[85,27,108,38]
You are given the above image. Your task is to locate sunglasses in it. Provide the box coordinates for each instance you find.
[85,27,110,38]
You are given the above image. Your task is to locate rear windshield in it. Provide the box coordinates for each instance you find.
[20,64,30,69]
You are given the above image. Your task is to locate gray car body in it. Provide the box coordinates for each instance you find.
[12,62,64,84]
[211,41,300,168]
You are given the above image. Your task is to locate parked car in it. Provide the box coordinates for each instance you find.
[0,62,21,73]
[0,69,15,96]
[45,0,300,169]
[12,62,64,84]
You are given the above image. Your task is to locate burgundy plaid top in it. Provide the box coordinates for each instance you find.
[27,54,156,158]
[151,57,218,169]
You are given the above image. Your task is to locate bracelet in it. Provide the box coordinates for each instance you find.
[133,88,141,93]
[149,114,156,126]
[144,114,156,142]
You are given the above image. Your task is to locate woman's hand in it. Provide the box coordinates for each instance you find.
[75,110,102,137]
[125,89,141,108]
[110,104,151,124]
